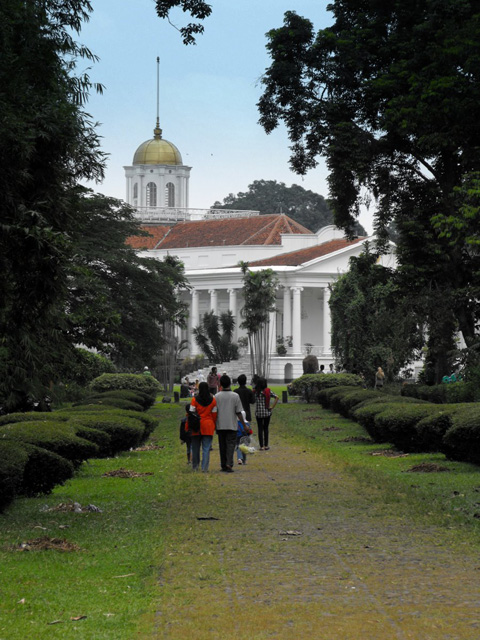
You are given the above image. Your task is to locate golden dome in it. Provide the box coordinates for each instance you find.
[133,124,182,165]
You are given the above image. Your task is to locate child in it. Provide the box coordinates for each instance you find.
[236,410,252,465]
[179,403,192,464]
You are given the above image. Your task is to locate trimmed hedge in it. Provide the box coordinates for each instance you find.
[0,412,68,426]
[0,421,99,467]
[21,444,74,496]
[373,404,438,451]
[329,389,383,418]
[441,406,480,464]
[74,396,144,412]
[72,424,112,456]
[86,389,155,410]
[89,373,160,401]
[68,413,146,453]
[0,441,28,511]
[289,373,363,402]
[401,382,476,404]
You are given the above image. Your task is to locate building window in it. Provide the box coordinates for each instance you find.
[133,182,138,205]
[165,182,175,207]
[146,182,157,207]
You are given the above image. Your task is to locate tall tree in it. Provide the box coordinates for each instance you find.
[329,249,423,385]
[212,179,336,232]
[240,263,278,379]
[0,0,105,409]
[258,3,480,378]
[193,311,238,363]
[154,0,212,44]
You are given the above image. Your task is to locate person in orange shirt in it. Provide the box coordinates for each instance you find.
[189,382,217,472]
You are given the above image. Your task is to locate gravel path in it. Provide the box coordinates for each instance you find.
[149,415,480,640]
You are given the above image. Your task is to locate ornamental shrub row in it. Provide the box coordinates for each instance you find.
[311,381,480,464]
[288,374,363,403]
[401,382,476,404]
[0,375,161,511]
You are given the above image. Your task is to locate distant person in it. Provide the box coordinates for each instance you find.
[319,364,325,374]
[189,382,217,472]
[179,403,192,464]
[375,367,385,389]
[327,363,335,374]
[254,377,278,451]
[207,366,220,395]
[234,374,255,422]
[143,366,152,376]
[215,374,247,472]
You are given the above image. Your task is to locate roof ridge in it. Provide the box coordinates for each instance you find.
[240,216,278,245]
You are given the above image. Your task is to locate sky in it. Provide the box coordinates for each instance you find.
[79,0,373,233]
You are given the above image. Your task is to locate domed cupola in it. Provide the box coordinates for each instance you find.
[133,121,183,166]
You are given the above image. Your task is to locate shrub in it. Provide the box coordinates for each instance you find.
[289,374,362,403]
[330,389,382,418]
[352,403,396,440]
[72,425,112,456]
[90,373,160,401]
[401,382,475,404]
[0,421,99,467]
[373,404,438,451]
[441,405,480,464]
[316,386,357,409]
[88,389,155,410]
[21,444,74,496]
[74,397,144,412]
[0,412,69,426]
[414,408,458,452]
[0,441,28,512]
[68,413,146,452]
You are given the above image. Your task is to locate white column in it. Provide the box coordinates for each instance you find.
[138,173,145,207]
[227,288,237,340]
[209,289,218,315]
[323,286,331,355]
[291,287,303,354]
[283,286,292,340]
[269,309,277,355]
[190,289,200,356]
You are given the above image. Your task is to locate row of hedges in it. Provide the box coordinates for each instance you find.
[401,382,477,404]
[315,383,480,465]
[0,375,160,512]
[288,373,363,402]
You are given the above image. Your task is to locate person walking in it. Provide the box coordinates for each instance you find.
[207,366,220,395]
[189,382,217,472]
[254,377,278,451]
[234,373,255,422]
[215,374,247,472]
[375,366,385,390]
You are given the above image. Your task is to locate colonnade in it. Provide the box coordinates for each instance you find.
[185,285,331,357]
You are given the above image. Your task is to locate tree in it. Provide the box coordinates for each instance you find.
[239,263,278,379]
[258,3,480,378]
[212,180,336,232]
[0,0,105,409]
[66,189,189,372]
[154,0,212,45]
[193,311,239,363]
[329,248,422,385]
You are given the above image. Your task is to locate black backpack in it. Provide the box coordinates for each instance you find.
[187,410,201,434]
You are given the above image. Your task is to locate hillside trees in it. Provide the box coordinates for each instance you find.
[212,180,335,232]
[257,2,480,381]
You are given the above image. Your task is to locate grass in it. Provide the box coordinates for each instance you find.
[1,397,479,639]
[277,403,480,538]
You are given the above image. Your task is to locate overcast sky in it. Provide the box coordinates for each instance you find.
[79,0,373,233]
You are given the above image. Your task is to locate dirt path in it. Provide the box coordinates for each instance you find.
[144,413,480,640]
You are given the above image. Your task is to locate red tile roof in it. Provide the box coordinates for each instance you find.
[127,226,171,250]
[248,237,366,267]
[149,214,312,250]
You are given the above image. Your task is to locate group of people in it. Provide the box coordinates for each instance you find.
[179,369,278,473]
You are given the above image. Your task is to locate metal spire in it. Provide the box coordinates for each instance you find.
[154,56,162,139]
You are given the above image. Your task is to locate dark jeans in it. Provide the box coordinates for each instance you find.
[256,415,271,448]
[191,435,201,469]
[217,430,237,469]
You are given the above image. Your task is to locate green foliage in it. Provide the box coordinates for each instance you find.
[87,389,156,410]
[59,348,116,387]
[21,445,75,497]
[0,442,28,512]
[240,263,279,378]
[401,382,476,404]
[442,406,480,464]
[289,373,363,403]
[329,249,422,384]
[374,405,439,452]
[193,310,238,363]
[69,413,146,452]
[258,2,480,378]
[90,373,160,400]
[212,179,339,233]
[155,0,212,45]
[0,421,99,467]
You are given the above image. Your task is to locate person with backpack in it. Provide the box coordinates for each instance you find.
[254,377,278,451]
[189,382,217,472]
[179,403,192,464]
[215,374,248,472]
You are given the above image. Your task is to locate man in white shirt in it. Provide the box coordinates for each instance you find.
[215,374,247,473]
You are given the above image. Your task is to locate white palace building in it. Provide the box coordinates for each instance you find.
[126,119,395,382]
